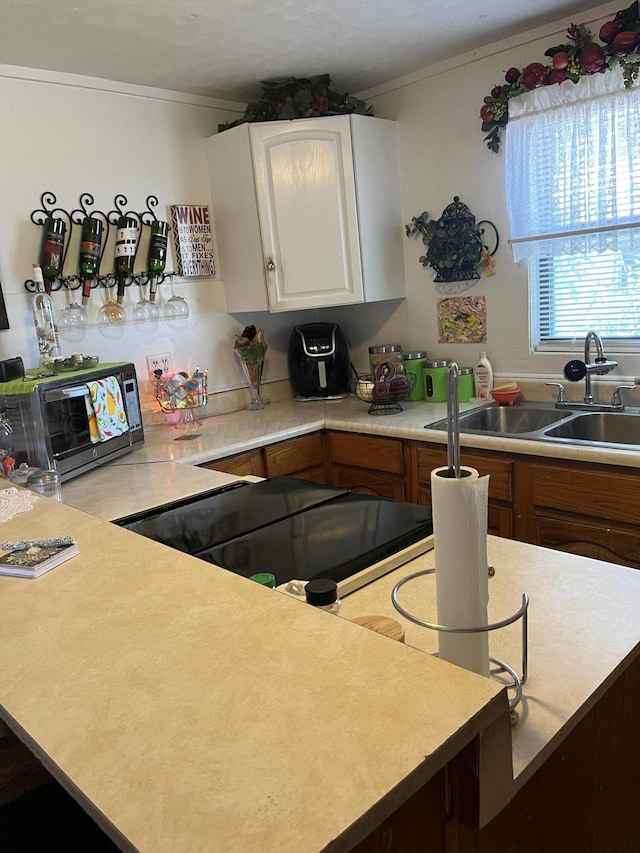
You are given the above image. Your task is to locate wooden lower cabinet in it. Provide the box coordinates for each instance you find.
[326,431,411,500]
[264,432,326,482]
[0,723,51,805]
[202,428,640,568]
[514,457,640,568]
[354,651,640,852]
[200,433,327,483]
[205,448,265,477]
[413,443,514,538]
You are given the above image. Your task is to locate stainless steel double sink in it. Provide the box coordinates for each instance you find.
[426,402,640,450]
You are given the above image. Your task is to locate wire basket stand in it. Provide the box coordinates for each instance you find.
[355,372,417,415]
[155,369,208,431]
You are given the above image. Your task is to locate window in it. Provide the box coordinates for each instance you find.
[505,68,640,350]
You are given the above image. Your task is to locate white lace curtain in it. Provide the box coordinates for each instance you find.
[505,68,640,263]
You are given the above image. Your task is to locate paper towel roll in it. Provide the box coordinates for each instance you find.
[431,465,490,677]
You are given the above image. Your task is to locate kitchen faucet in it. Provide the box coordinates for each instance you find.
[582,330,618,403]
[550,330,620,411]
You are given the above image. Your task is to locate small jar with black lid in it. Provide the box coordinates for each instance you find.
[305,578,341,614]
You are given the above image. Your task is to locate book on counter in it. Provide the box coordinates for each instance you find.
[0,538,78,579]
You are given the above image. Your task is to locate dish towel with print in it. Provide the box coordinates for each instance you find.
[84,391,100,443]
[87,376,129,442]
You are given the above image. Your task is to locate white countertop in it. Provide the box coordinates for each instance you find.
[62,395,640,525]
[5,394,640,850]
[113,396,640,471]
[0,480,508,852]
[341,535,640,790]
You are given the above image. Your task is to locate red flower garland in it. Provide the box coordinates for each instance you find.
[481,1,640,153]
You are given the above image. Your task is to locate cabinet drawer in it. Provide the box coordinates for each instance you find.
[415,446,513,502]
[265,433,324,477]
[533,512,640,568]
[530,465,640,526]
[328,432,405,475]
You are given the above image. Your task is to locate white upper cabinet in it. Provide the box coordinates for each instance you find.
[206,115,405,313]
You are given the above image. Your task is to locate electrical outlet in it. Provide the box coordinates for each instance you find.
[146,352,173,379]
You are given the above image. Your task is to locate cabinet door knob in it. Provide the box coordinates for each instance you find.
[265,258,276,272]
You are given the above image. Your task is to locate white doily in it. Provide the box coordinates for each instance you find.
[0,487,39,522]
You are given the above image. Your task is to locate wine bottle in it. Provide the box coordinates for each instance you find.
[114,215,138,304]
[39,217,66,294]
[31,263,61,365]
[78,216,103,305]
[147,220,169,302]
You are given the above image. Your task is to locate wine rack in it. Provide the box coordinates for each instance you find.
[24,191,175,294]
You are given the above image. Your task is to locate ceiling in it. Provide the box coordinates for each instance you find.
[1,0,610,103]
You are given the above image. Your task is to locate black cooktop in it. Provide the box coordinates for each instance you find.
[115,476,433,586]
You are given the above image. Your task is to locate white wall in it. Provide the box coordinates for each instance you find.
[0,68,331,419]
[2,0,635,419]
[357,0,639,383]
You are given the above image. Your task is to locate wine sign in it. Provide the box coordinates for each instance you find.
[170,205,216,277]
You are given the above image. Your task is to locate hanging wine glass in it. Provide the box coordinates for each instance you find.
[133,281,160,323]
[164,292,190,320]
[58,300,88,344]
[97,288,126,332]
[163,277,189,320]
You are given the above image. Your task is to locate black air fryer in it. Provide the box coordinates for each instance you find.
[288,323,351,400]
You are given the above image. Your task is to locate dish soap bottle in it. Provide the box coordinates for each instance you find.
[474,351,494,400]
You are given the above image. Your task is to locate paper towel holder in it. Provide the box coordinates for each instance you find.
[391,568,529,723]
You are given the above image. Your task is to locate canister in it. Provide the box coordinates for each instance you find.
[458,368,475,402]
[423,360,450,402]
[403,351,427,401]
[368,344,404,383]
[27,469,62,502]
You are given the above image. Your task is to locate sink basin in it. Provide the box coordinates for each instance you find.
[426,401,640,451]
[543,412,640,446]
[427,403,570,435]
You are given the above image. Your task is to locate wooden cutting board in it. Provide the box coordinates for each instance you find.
[350,614,405,643]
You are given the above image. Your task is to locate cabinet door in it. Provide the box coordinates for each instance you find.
[200,450,265,477]
[327,431,409,501]
[250,117,364,311]
[265,433,327,483]
[515,460,640,567]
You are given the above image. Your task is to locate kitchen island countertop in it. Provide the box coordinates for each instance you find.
[5,395,640,850]
[3,470,640,850]
[0,479,509,852]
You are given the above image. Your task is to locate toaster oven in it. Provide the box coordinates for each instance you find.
[0,362,144,483]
